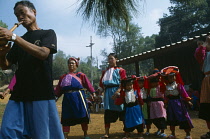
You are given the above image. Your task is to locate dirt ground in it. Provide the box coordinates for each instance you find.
[0,95,207,139]
[56,102,206,139]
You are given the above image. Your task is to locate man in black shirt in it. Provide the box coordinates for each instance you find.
[0,1,64,138]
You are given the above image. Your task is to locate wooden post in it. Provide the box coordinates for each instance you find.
[135,61,140,77]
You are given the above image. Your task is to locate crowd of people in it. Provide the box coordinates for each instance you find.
[0,1,210,139]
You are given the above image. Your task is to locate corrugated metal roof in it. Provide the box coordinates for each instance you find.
[117,33,210,65]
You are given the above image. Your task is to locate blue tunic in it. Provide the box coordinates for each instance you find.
[100,67,126,111]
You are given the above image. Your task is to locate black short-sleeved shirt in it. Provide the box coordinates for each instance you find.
[6,29,57,101]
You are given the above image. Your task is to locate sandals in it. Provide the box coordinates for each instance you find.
[100,135,109,139]
[144,132,150,136]
[184,136,192,139]
[154,131,161,136]
[158,133,167,138]
[168,135,176,139]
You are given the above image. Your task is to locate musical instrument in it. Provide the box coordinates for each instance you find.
[0,21,23,46]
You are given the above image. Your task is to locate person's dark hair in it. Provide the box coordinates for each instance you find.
[121,77,135,87]
[14,1,36,10]
[108,53,118,59]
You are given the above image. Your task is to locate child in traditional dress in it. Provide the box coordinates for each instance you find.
[137,76,152,136]
[194,36,210,139]
[120,76,144,139]
[147,72,167,138]
[160,66,193,139]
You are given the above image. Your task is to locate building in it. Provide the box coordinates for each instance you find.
[117,33,210,90]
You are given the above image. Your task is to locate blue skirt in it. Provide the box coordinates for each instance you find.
[0,100,64,139]
[61,90,90,126]
[125,104,144,128]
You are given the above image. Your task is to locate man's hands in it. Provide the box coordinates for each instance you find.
[0,27,12,56]
[0,42,11,70]
[0,42,11,56]
[0,27,13,42]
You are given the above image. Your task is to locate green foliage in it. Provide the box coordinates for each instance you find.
[77,0,142,31]
[99,48,109,71]
[0,20,8,28]
[52,50,69,79]
[77,57,101,89]
[156,0,210,47]
[98,21,156,76]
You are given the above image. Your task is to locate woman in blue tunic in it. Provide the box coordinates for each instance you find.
[98,53,126,138]
[55,57,95,139]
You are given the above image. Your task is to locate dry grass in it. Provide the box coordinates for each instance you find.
[0,95,207,139]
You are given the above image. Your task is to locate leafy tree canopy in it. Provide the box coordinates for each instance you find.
[98,19,156,76]
[77,0,142,31]
[156,0,210,47]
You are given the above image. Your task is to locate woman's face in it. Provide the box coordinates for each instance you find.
[108,55,117,67]
[68,60,77,72]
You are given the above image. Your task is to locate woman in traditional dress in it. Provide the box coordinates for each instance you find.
[55,57,95,139]
[98,53,126,138]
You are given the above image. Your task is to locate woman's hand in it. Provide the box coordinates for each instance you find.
[188,101,193,107]
[0,89,10,99]
[90,94,94,101]
[0,92,4,99]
